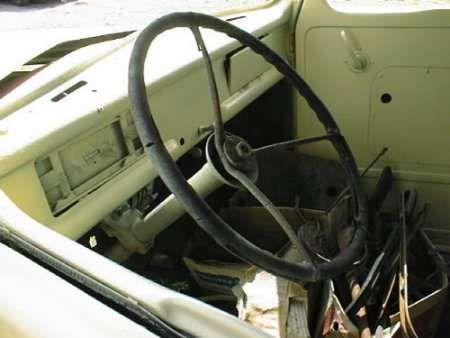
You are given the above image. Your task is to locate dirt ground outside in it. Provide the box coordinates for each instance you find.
[0,0,269,31]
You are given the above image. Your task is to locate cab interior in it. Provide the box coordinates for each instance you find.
[0,1,449,337]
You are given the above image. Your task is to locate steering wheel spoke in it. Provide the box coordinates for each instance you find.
[224,160,311,261]
[191,26,226,150]
[254,134,336,153]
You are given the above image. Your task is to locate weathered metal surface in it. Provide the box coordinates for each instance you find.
[397,191,419,338]
[320,284,358,338]
[389,231,448,338]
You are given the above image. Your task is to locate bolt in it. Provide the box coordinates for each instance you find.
[236,141,252,158]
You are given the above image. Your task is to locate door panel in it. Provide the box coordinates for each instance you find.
[294,1,450,227]
[370,66,450,168]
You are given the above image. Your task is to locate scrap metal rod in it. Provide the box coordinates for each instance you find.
[398,192,419,338]
[326,147,388,213]
[345,224,399,316]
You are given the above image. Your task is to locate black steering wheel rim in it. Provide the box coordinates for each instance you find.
[128,12,367,282]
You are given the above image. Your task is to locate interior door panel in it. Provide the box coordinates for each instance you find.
[294,0,450,227]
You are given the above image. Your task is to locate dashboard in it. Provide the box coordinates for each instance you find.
[0,2,290,240]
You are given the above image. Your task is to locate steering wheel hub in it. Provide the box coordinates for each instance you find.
[206,133,259,187]
[223,135,255,169]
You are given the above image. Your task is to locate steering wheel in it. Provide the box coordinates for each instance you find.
[128,12,367,282]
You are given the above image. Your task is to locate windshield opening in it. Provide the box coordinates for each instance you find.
[0,0,273,32]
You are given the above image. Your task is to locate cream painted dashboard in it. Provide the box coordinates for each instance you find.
[0,1,291,240]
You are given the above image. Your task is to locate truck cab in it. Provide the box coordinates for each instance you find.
[0,1,449,337]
